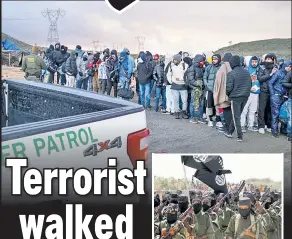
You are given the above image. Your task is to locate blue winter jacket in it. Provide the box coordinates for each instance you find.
[268,63,289,95]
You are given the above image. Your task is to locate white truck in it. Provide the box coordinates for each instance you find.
[1,79,150,204]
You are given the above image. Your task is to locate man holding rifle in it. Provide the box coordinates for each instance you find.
[224,197,266,239]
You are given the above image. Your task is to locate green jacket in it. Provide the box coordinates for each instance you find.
[22,53,46,78]
[225,214,266,239]
[203,64,221,92]
[155,220,186,239]
[190,211,215,239]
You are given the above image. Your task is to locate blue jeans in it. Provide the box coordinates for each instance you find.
[76,75,89,90]
[287,98,292,137]
[155,87,166,110]
[88,75,93,91]
[198,102,204,120]
[139,83,151,108]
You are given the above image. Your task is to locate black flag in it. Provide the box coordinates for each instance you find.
[105,0,139,13]
[181,155,231,194]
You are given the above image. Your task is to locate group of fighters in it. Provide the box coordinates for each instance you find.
[154,187,282,239]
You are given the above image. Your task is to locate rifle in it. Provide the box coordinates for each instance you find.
[237,217,261,239]
[206,180,246,214]
[161,206,193,239]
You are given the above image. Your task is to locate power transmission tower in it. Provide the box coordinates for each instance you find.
[42,8,65,45]
[135,36,146,53]
[91,40,100,52]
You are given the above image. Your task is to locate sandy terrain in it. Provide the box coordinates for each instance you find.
[1,66,25,80]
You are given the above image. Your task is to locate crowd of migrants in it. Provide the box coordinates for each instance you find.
[21,43,292,141]
[153,186,282,239]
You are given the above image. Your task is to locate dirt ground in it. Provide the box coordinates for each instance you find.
[1,66,25,80]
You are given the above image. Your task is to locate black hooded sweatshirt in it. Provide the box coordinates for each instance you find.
[52,42,63,66]
[185,54,204,90]
[226,55,251,99]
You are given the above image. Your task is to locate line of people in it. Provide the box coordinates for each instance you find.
[154,188,281,239]
[135,51,292,142]
[21,44,292,142]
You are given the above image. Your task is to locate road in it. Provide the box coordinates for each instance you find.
[146,110,291,203]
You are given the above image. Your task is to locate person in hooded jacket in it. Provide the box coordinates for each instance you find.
[185,54,205,123]
[213,53,233,132]
[47,42,63,84]
[106,50,119,97]
[134,52,144,104]
[203,54,222,127]
[166,54,189,119]
[59,45,70,85]
[137,52,153,108]
[45,45,54,62]
[277,58,285,70]
[282,70,292,141]
[64,50,78,87]
[91,53,102,93]
[146,51,156,96]
[118,51,133,100]
[153,55,166,112]
[268,61,292,137]
[183,56,193,119]
[240,56,261,132]
[257,53,278,134]
[225,55,251,142]
[76,52,89,90]
[98,53,110,94]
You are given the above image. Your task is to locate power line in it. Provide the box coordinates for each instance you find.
[135,36,146,53]
[91,39,100,51]
[41,8,66,45]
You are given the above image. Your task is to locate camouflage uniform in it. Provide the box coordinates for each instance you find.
[22,46,46,82]
[155,203,186,239]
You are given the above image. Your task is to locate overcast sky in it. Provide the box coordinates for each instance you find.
[152,154,283,184]
[2,1,291,54]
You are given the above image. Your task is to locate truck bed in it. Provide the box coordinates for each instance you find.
[1,79,144,141]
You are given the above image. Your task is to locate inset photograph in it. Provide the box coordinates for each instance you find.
[153,154,283,239]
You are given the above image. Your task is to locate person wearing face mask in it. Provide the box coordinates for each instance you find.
[215,194,235,235]
[64,50,78,87]
[183,198,215,239]
[225,197,266,239]
[137,52,153,108]
[202,197,224,239]
[185,54,205,123]
[177,194,189,215]
[154,203,186,239]
[90,53,102,93]
[167,54,189,119]
[106,50,119,97]
[203,54,222,128]
[47,42,63,84]
[255,196,280,239]
[76,52,89,90]
[153,55,167,112]
[225,55,251,142]
[257,53,278,134]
